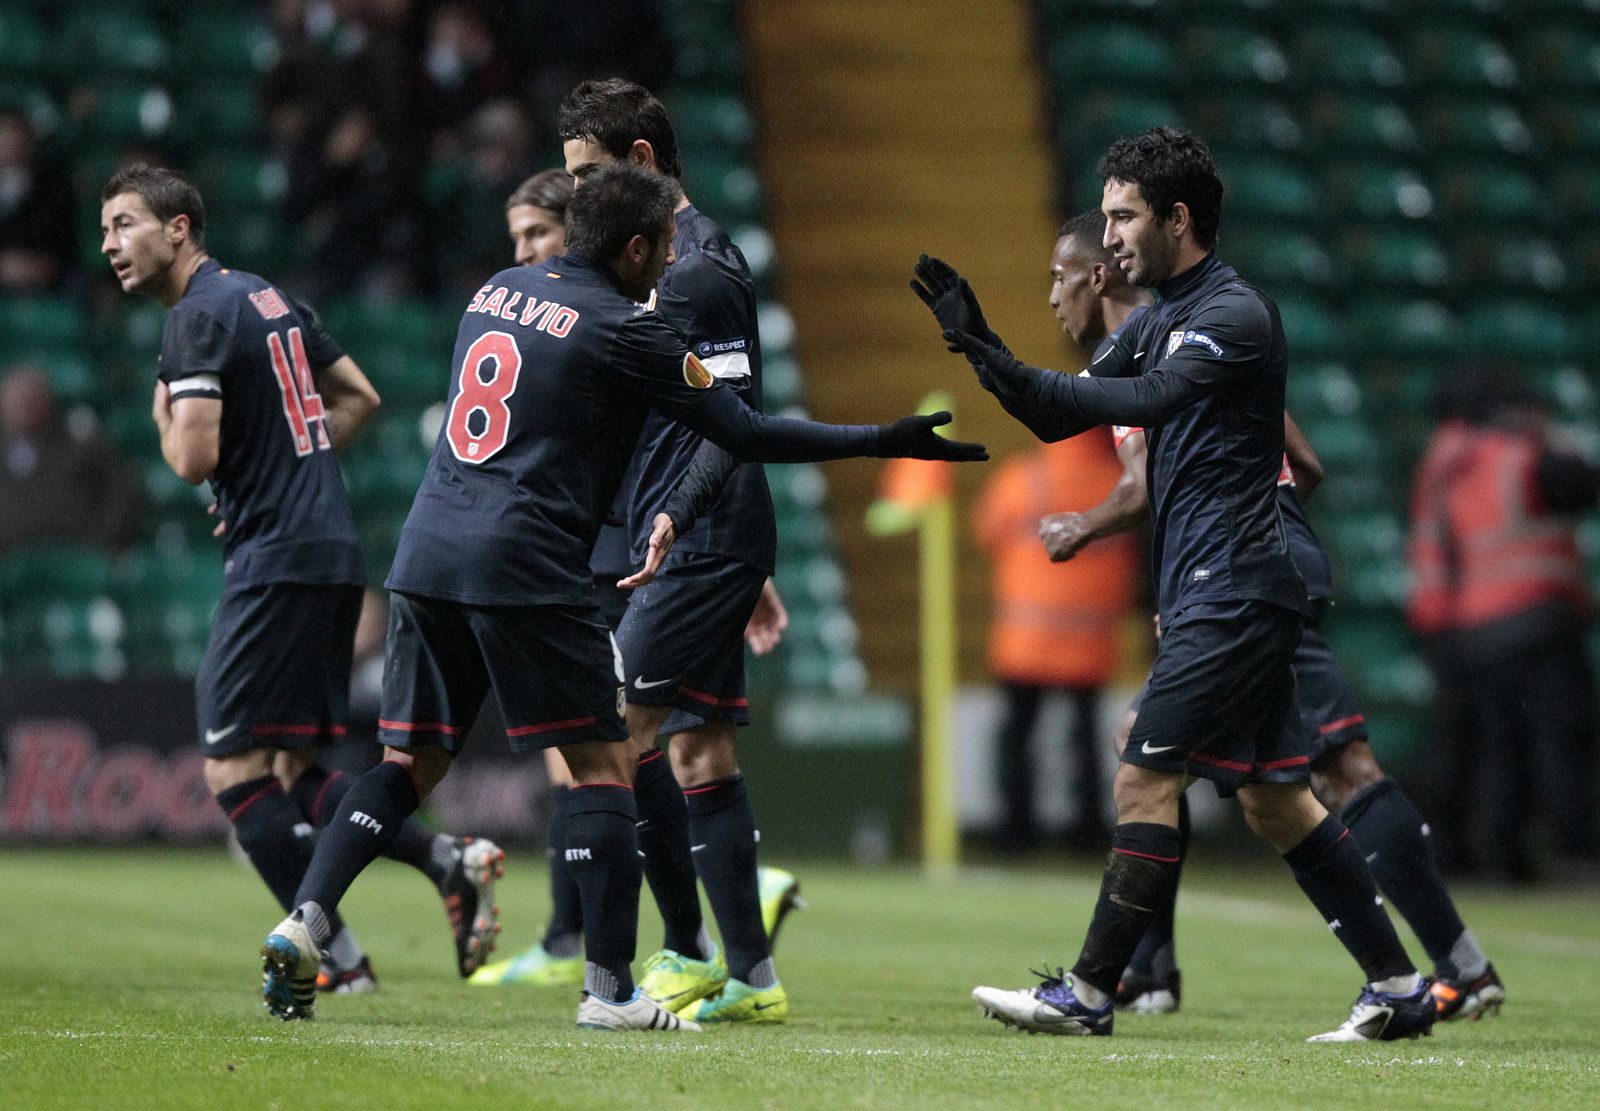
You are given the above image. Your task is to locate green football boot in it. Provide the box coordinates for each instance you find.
[638,947,728,1013]
[468,942,583,987]
[683,978,788,1024]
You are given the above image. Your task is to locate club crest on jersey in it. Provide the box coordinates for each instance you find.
[683,351,713,388]
[1169,329,1224,358]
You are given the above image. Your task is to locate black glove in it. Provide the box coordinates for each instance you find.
[876,410,988,461]
[910,255,1002,352]
[942,329,1032,397]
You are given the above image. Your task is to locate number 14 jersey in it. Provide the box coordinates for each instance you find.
[158,259,364,592]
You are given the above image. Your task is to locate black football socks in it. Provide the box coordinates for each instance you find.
[1071,822,1184,1002]
[566,784,642,1003]
[685,775,773,987]
[1341,777,1487,981]
[1122,794,1190,985]
[1284,813,1416,985]
[542,784,584,958]
[293,760,418,918]
[633,747,711,960]
[289,764,454,889]
[217,774,318,912]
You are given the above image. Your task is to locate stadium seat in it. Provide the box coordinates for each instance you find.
[1462,298,1576,361]
[1303,94,1422,155]
[1517,23,1600,88]
[1451,233,1570,294]
[1187,95,1301,153]
[61,11,172,77]
[1423,98,1538,157]
[1289,24,1406,89]
[665,91,755,151]
[1216,155,1325,222]
[1347,297,1459,359]
[682,153,764,224]
[1285,361,1364,420]
[178,13,279,76]
[1181,24,1291,87]
[1407,27,1520,90]
[1434,162,1542,224]
[341,452,429,512]
[70,83,179,144]
[1056,92,1185,163]
[1338,225,1451,290]
[1272,295,1339,358]
[1330,163,1437,222]
[115,549,220,676]
[0,545,113,603]
[193,154,288,211]
[0,11,49,74]
[183,80,261,143]
[1225,228,1335,290]
[1533,98,1600,155]
[0,297,87,352]
[1048,24,1178,89]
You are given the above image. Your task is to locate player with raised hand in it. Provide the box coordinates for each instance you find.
[916,128,1435,1043]
[259,160,983,1031]
[1041,210,1504,1024]
[100,165,505,1004]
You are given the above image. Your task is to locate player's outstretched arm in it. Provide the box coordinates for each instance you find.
[152,381,220,484]
[315,356,382,453]
[1040,429,1148,562]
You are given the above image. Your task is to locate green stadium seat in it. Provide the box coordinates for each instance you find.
[1039,0,1182,38]
[1338,226,1451,290]
[1570,228,1600,290]
[665,2,745,91]
[341,452,428,512]
[115,548,220,676]
[1290,24,1406,89]
[1303,94,1422,155]
[1330,163,1436,222]
[2,597,126,677]
[0,79,60,135]
[1225,228,1335,290]
[1423,98,1537,157]
[1048,24,1178,89]
[71,83,179,144]
[1273,295,1339,358]
[103,404,163,462]
[0,11,49,74]
[1217,155,1325,221]
[1347,297,1458,359]
[1286,361,1364,420]
[1451,234,1570,294]
[1462,299,1576,361]
[203,205,300,277]
[1181,24,1291,86]
[1518,24,1600,88]
[193,154,288,210]
[0,297,87,352]
[681,154,764,224]
[178,13,279,75]
[62,12,172,77]
[183,80,261,143]
[1407,28,1519,90]
[665,91,754,151]
[1533,98,1600,155]
[1434,162,1541,223]
[1057,92,1185,162]
[0,545,114,603]
[1187,95,1302,153]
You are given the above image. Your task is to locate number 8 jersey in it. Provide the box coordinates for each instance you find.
[158,259,364,592]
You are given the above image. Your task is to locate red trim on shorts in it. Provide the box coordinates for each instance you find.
[311,771,345,823]
[682,782,726,796]
[1113,847,1180,863]
[250,723,347,736]
[637,747,666,766]
[506,715,597,737]
[227,781,281,822]
[1187,750,1252,773]
[1256,755,1312,771]
[378,719,462,735]
[572,782,634,792]
[679,686,749,708]
[1317,714,1366,735]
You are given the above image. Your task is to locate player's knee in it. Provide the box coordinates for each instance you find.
[381,744,452,799]
[1238,783,1324,850]
[203,749,274,796]
[1111,708,1138,757]
[1111,761,1182,823]
[543,747,575,787]
[670,725,738,785]
[272,747,314,788]
[560,739,635,785]
[1309,742,1384,814]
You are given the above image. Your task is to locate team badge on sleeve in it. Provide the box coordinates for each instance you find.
[1169,329,1224,358]
[682,351,713,388]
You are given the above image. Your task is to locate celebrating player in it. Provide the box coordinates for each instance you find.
[259,160,985,1030]
[916,127,1436,1042]
[1041,209,1504,1023]
[100,165,505,998]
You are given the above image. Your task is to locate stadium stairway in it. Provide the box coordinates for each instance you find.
[745,0,1070,689]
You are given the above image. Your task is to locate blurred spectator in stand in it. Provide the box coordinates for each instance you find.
[972,435,1139,852]
[1408,375,1600,881]
[422,2,512,141]
[0,109,79,293]
[519,0,672,129]
[433,99,540,299]
[0,365,141,555]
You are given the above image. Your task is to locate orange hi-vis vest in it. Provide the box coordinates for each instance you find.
[1407,422,1592,635]
[972,434,1138,687]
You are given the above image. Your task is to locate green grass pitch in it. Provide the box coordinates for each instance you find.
[2,847,1597,1110]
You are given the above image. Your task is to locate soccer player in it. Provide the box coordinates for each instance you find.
[916,127,1435,1041]
[549,78,799,1024]
[99,165,505,996]
[259,160,985,1029]
[1042,210,1504,1022]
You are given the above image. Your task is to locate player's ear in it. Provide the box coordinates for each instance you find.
[623,232,649,265]
[1089,262,1109,295]
[167,213,190,247]
[1167,201,1192,242]
[629,139,658,173]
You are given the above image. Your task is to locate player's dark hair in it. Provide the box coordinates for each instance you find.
[506,168,575,217]
[564,160,678,264]
[1058,208,1111,259]
[101,163,207,248]
[557,77,683,180]
[1098,127,1223,249]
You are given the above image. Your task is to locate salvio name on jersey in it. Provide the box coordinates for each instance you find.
[466,284,580,337]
